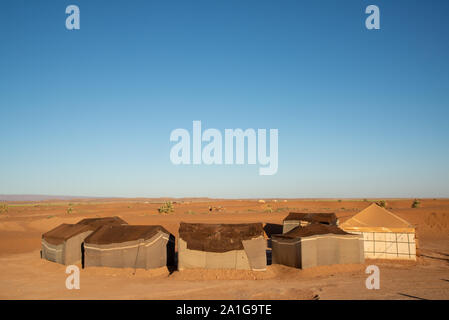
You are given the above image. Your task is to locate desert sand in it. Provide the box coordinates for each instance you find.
[0,198,448,300]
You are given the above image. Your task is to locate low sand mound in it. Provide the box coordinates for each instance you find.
[251,288,319,300]
[170,268,277,280]
[170,263,369,281]
[82,266,171,279]
[423,212,449,233]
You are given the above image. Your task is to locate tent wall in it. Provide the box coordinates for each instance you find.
[41,230,93,265]
[84,231,174,269]
[178,236,267,271]
[348,231,416,260]
[41,239,64,264]
[272,234,364,269]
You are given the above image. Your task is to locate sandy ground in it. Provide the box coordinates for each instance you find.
[0,198,448,300]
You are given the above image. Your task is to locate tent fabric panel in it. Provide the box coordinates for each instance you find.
[242,236,267,271]
[84,225,169,245]
[271,239,301,268]
[356,231,416,261]
[283,212,338,224]
[178,238,263,271]
[84,231,172,269]
[64,230,93,265]
[42,223,92,245]
[205,251,238,269]
[271,234,364,269]
[84,240,142,268]
[76,216,128,229]
[235,250,252,270]
[338,237,365,265]
[178,238,207,270]
[300,237,318,268]
[41,230,93,265]
[41,239,65,264]
[179,222,264,253]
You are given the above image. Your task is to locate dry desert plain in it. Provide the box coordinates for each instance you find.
[0,198,448,300]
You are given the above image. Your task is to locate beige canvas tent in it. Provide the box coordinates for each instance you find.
[83,225,175,269]
[42,224,95,265]
[178,222,267,271]
[272,224,364,269]
[340,204,417,260]
[283,212,338,233]
[41,216,129,265]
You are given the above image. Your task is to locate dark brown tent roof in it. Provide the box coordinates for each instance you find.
[84,225,170,245]
[42,223,93,245]
[179,222,264,253]
[273,224,351,240]
[283,212,337,224]
[76,216,128,229]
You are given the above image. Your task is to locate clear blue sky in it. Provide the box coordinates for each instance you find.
[1,0,448,198]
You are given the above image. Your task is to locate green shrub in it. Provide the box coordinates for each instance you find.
[411,199,420,208]
[158,201,174,214]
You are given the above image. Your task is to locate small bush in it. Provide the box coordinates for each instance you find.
[66,207,73,214]
[412,199,420,208]
[158,201,174,214]
[376,200,386,208]
[0,203,8,214]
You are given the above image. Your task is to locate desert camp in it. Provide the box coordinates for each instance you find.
[3,198,448,299]
[282,212,338,233]
[340,204,417,260]
[83,225,175,269]
[41,223,95,265]
[272,224,364,269]
[178,222,267,271]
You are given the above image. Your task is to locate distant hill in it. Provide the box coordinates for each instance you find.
[0,195,99,201]
[0,195,215,202]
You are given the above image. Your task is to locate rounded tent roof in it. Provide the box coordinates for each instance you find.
[273,224,352,240]
[42,223,93,245]
[179,222,264,253]
[76,216,128,228]
[84,225,170,245]
[283,212,337,224]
